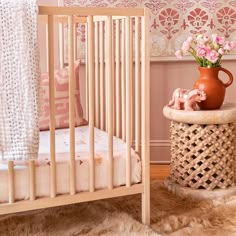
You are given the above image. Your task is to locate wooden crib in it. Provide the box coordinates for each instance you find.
[0,6,150,224]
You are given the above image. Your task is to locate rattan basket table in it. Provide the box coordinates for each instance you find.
[163,103,236,199]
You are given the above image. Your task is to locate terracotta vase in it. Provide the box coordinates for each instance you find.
[193,67,233,110]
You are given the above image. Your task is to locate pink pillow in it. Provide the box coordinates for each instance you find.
[39,62,87,130]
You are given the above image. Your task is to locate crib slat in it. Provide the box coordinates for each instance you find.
[125,16,132,187]
[88,15,95,192]
[115,19,121,138]
[107,16,114,189]
[99,22,105,131]
[112,20,116,137]
[58,0,64,6]
[48,15,56,198]
[135,17,141,154]
[58,0,65,67]
[130,19,134,151]
[141,9,150,225]
[85,24,89,121]
[8,161,14,204]
[121,18,126,141]
[95,21,100,128]
[29,160,36,201]
[59,22,64,68]
[68,15,76,195]
[74,23,77,61]
[45,21,49,72]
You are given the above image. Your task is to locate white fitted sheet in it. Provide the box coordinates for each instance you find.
[0,126,141,202]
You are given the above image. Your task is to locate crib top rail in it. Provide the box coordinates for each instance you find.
[38,15,133,24]
[38,15,87,23]
[38,6,145,16]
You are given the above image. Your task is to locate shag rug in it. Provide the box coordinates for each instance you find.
[1,181,236,236]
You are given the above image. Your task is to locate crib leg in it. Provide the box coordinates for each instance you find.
[141,185,150,225]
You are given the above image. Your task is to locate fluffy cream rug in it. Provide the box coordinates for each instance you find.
[1,181,236,236]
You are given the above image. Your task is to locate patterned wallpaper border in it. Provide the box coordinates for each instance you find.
[63,0,236,60]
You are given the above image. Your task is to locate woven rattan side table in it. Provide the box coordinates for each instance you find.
[163,103,236,199]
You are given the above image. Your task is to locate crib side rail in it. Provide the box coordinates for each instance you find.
[41,6,150,189]
[40,6,150,196]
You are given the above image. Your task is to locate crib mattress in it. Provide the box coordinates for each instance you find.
[0,126,141,203]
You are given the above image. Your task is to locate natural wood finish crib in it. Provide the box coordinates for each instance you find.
[0,6,150,224]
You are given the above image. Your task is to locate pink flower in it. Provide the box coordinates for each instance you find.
[212,34,225,45]
[175,33,236,67]
[205,50,219,63]
[196,34,203,40]
[181,41,191,52]
[186,36,193,43]
[195,35,205,45]
[203,35,210,42]
[175,50,183,58]
[196,45,208,57]
[224,41,236,51]
[218,48,224,55]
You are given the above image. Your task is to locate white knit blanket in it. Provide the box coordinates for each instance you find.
[0,0,40,161]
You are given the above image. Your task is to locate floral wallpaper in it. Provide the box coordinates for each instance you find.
[63,0,236,59]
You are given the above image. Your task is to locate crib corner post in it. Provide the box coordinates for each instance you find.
[141,7,150,225]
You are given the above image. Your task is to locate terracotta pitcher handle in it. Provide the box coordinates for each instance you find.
[219,67,234,88]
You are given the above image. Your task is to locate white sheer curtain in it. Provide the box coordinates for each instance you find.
[0,0,40,161]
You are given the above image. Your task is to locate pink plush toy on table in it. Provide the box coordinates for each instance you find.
[168,88,207,111]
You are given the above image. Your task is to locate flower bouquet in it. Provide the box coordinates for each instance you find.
[175,34,236,68]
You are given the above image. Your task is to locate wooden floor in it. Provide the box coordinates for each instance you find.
[150,164,170,181]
